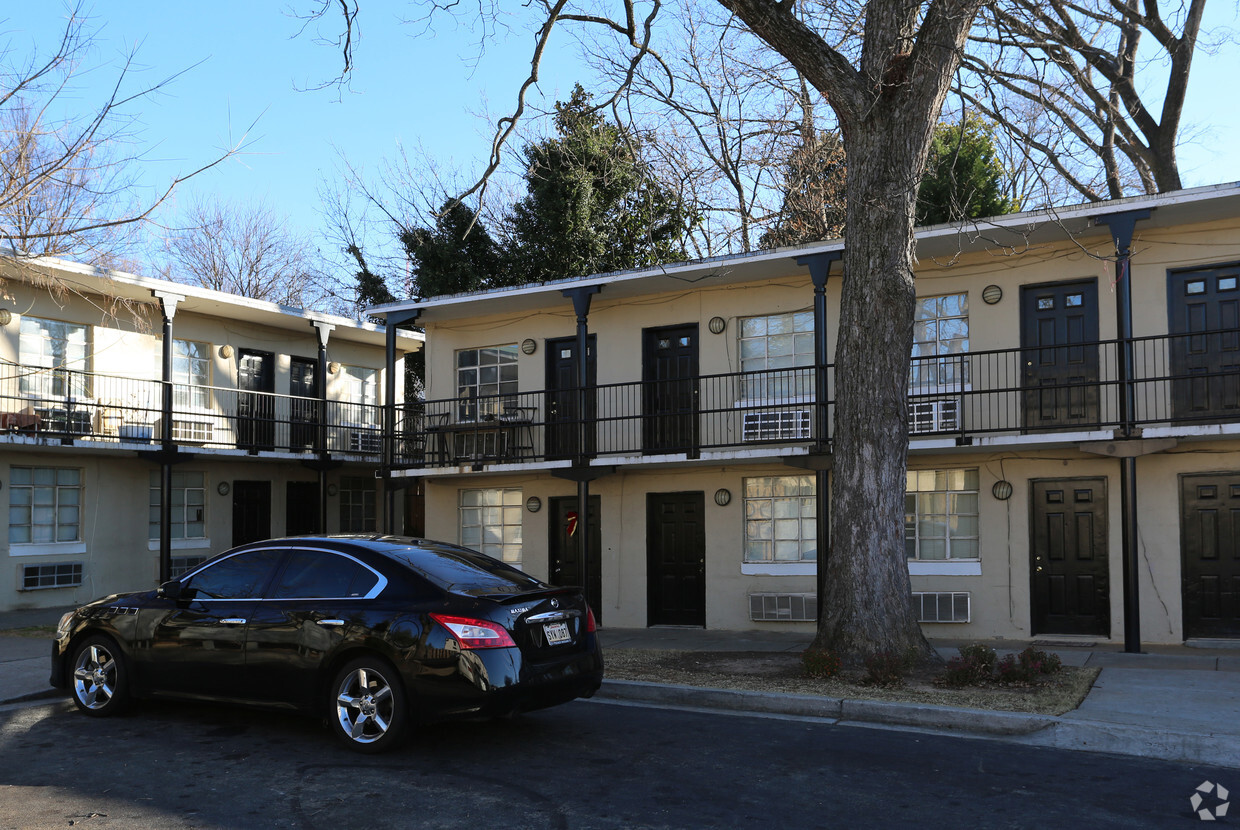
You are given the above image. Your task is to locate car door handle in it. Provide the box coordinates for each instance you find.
[221,618,247,625]
[316,619,346,627]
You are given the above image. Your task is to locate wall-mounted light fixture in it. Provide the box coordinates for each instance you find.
[327,483,338,496]
[217,481,231,496]
[521,338,538,355]
[708,316,727,335]
[982,285,1003,305]
[714,488,732,506]
[0,309,12,326]
[218,344,233,359]
[992,480,1014,500]
[328,362,341,375]
[526,496,542,513]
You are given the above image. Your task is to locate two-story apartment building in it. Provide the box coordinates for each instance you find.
[1,254,421,613]
[375,182,1240,646]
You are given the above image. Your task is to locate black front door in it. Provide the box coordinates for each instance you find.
[1180,473,1240,639]
[1020,281,1100,430]
[642,324,699,455]
[237,349,275,450]
[289,356,319,450]
[1168,264,1240,422]
[286,481,320,536]
[545,335,596,460]
[549,495,602,622]
[232,480,272,547]
[646,491,705,627]
[1030,478,1109,636]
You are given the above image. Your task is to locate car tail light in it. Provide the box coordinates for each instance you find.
[585,605,597,633]
[429,613,516,649]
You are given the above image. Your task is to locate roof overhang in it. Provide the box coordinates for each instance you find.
[367,181,1240,325]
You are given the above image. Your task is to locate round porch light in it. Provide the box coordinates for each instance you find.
[708,316,727,334]
[992,479,1014,500]
[526,496,542,513]
[521,338,538,355]
[714,488,732,506]
[982,284,1003,305]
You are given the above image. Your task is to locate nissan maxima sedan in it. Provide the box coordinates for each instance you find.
[51,535,603,753]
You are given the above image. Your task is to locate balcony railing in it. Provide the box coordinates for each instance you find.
[0,364,385,457]
[398,329,1240,470]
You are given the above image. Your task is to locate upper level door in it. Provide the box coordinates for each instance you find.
[545,335,596,460]
[1168,264,1240,422]
[237,349,275,450]
[642,324,699,455]
[289,356,319,450]
[1020,281,1100,430]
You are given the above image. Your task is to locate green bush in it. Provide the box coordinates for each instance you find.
[938,644,997,687]
[801,647,843,679]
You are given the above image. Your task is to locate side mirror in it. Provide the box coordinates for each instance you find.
[157,580,183,600]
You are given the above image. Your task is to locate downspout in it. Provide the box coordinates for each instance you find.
[795,252,841,624]
[562,286,602,611]
[1095,208,1151,654]
[311,321,334,534]
[152,290,183,584]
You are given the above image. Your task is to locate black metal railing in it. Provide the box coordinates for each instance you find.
[0,363,385,457]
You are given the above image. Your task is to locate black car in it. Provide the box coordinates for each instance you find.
[51,535,603,753]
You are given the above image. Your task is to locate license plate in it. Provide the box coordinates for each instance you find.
[544,621,572,645]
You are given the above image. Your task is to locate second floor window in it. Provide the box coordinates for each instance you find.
[173,339,211,409]
[457,345,518,419]
[148,470,206,540]
[19,317,90,399]
[341,366,379,425]
[739,311,814,400]
[910,294,969,391]
[9,466,82,544]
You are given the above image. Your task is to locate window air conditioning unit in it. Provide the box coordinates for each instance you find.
[349,430,381,453]
[742,409,812,442]
[908,397,960,434]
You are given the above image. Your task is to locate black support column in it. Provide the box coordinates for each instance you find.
[563,285,602,611]
[382,310,421,535]
[1095,208,1152,654]
[152,290,184,584]
[311,320,335,534]
[795,251,841,624]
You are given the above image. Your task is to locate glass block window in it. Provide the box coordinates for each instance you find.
[743,475,817,563]
[905,469,980,561]
[339,476,377,533]
[148,471,207,540]
[8,467,82,544]
[173,339,211,409]
[341,366,379,425]
[22,562,83,590]
[19,316,90,399]
[739,312,815,399]
[459,488,523,566]
[456,345,518,419]
[910,294,969,390]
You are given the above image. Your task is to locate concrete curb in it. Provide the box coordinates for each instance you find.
[1021,720,1240,770]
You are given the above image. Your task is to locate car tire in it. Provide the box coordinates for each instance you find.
[70,635,131,717]
[329,656,408,754]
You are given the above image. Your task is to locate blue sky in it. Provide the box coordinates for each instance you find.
[5,2,1239,259]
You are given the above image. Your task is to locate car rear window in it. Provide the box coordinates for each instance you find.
[384,545,548,596]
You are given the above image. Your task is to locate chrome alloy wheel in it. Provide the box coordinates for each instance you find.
[73,642,118,710]
[335,665,396,745]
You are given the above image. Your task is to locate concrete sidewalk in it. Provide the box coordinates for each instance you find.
[4,607,1238,769]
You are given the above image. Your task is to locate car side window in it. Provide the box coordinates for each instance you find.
[270,550,379,599]
[184,549,283,600]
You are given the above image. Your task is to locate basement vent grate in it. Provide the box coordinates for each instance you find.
[749,592,817,622]
[912,591,970,623]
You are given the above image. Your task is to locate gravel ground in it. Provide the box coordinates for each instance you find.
[602,648,1100,716]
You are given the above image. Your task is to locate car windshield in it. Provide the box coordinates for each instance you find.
[384,545,549,596]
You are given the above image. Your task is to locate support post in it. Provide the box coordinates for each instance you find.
[562,286,602,611]
[382,310,421,535]
[152,291,183,584]
[311,321,335,534]
[1095,208,1151,654]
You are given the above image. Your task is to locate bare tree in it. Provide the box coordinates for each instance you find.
[158,198,334,311]
[960,0,1209,202]
[0,2,243,268]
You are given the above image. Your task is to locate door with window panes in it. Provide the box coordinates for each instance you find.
[1168,265,1240,423]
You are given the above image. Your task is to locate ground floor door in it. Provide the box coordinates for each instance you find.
[285,481,320,536]
[233,480,272,546]
[1181,472,1240,639]
[1030,477,1109,636]
[646,491,705,627]
[549,495,601,622]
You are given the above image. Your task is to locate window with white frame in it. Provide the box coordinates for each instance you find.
[905,469,979,561]
[739,311,815,399]
[459,488,523,566]
[148,471,206,540]
[19,316,91,399]
[339,476,377,532]
[8,466,82,544]
[173,339,211,410]
[341,366,379,425]
[743,475,817,563]
[910,294,969,391]
[456,345,518,419]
